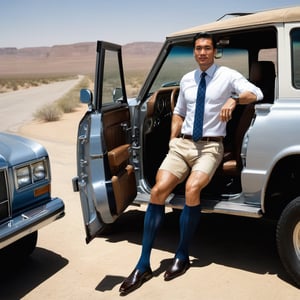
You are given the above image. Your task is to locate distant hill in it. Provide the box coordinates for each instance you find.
[0,42,162,77]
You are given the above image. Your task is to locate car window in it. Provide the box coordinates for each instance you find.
[150,45,196,93]
[102,50,124,104]
[216,48,249,78]
[291,28,300,89]
[149,45,249,94]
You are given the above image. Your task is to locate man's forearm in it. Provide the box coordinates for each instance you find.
[170,114,184,139]
[237,91,259,104]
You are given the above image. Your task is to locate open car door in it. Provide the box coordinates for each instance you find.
[73,41,137,243]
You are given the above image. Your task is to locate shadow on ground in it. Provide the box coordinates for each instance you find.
[0,248,68,299]
[95,208,297,290]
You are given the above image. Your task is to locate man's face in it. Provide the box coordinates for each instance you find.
[194,38,216,71]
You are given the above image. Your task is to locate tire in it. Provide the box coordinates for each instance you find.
[276,197,300,287]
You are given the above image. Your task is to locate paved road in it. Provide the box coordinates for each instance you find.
[0,76,82,132]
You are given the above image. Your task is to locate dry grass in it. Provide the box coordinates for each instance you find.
[56,75,92,113]
[125,70,147,98]
[33,75,92,122]
[0,74,78,93]
[33,104,63,122]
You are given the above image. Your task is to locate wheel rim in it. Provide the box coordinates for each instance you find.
[293,221,300,260]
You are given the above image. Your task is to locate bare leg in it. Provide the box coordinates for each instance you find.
[185,170,210,206]
[150,169,180,205]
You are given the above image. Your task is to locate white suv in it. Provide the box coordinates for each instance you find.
[73,6,300,287]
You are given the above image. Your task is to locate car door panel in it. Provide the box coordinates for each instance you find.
[75,42,137,243]
[103,106,130,150]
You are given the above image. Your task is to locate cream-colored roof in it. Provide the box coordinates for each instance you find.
[168,6,300,37]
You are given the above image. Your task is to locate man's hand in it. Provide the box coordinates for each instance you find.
[220,98,237,122]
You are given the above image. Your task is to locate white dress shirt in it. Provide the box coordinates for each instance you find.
[174,64,263,137]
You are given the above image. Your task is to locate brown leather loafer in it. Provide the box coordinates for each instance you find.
[119,268,153,295]
[164,258,190,281]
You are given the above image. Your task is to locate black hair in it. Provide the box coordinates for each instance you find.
[193,32,216,49]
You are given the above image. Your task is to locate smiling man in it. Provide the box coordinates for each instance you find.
[119,32,263,296]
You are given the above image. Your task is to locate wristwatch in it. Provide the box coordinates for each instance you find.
[231,95,240,104]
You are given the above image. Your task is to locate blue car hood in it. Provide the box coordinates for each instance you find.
[0,132,48,167]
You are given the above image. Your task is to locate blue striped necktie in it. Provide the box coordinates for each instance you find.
[193,72,207,141]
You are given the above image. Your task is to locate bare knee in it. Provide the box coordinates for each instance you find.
[185,171,210,206]
[150,185,166,205]
[185,182,203,206]
[150,170,179,205]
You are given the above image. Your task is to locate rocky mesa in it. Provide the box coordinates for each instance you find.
[0,41,162,77]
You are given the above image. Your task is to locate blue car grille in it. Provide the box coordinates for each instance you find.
[0,170,10,222]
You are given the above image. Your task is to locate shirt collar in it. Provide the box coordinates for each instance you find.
[199,64,217,78]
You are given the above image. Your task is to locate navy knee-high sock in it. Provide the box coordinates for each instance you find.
[175,204,201,261]
[136,203,165,272]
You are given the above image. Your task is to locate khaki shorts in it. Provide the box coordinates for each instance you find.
[159,137,224,182]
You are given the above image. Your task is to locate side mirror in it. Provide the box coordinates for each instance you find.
[113,87,123,102]
[80,89,93,104]
[215,47,223,59]
[215,38,229,59]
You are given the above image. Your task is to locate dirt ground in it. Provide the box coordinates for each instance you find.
[0,105,299,299]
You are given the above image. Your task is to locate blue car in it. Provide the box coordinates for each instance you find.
[0,132,64,257]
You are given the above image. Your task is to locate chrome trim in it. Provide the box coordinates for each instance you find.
[0,197,64,249]
[13,157,49,190]
[134,193,262,218]
[0,167,10,221]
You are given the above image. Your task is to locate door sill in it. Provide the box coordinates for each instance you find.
[134,192,262,218]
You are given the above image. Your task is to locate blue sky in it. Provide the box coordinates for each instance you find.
[1,0,299,48]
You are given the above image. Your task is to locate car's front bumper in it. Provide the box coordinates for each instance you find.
[0,197,65,249]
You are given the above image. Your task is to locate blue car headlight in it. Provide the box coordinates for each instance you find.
[15,159,48,189]
[32,161,47,181]
[16,166,31,188]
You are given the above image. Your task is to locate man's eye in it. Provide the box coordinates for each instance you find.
[196,47,212,51]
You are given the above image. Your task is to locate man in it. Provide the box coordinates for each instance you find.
[119,32,263,295]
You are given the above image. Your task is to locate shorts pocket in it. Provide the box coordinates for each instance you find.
[169,137,178,148]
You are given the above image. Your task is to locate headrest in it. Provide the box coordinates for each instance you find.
[250,61,276,82]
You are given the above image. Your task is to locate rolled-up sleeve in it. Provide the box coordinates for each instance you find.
[233,72,264,101]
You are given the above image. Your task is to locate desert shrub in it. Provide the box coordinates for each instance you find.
[0,75,78,93]
[34,103,63,122]
[56,88,80,113]
[32,75,92,121]
[12,82,19,91]
[124,71,145,97]
[56,75,91,113]
[57,97,78,113]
